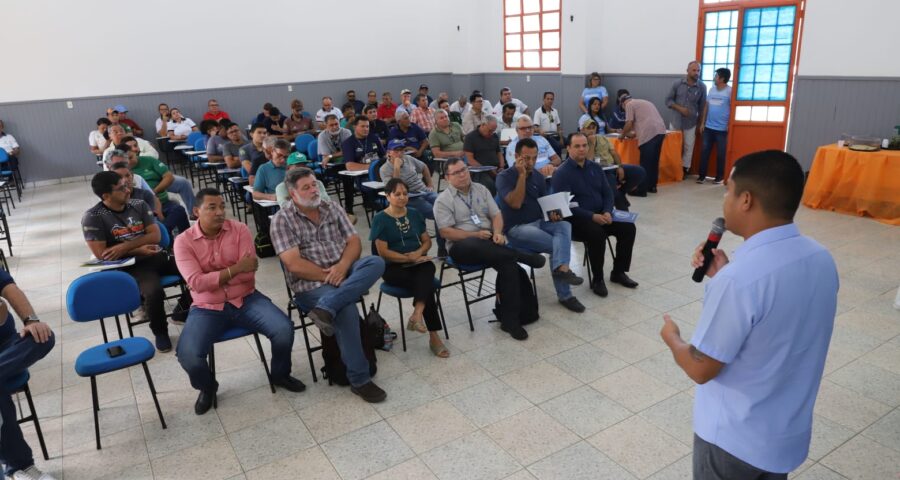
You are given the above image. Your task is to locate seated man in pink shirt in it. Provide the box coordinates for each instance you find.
[174,188,305,416]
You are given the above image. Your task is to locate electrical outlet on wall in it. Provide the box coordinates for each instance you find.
[526,75,531,82]
[288,85,293,92]
[66,101,73,109]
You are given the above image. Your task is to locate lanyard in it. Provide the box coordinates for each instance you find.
[457,189,476,213]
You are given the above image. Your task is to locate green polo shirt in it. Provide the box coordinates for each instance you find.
[131,155,170,202]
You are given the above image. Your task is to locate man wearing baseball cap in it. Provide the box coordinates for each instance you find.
[418,84,433,105]
[113,105,144,137]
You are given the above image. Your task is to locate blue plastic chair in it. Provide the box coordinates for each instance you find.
[66,271,167,449]
[208,326,276,409]
[376,277,447,352]
[306,140,319,163]
[294,133,315,155]
[156,221,187,320]
[0,149,17,210]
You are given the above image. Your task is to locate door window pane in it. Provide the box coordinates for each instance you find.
[737,5,796,101]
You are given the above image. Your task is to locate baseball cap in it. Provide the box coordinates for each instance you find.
[287,152,308,165]
[579,117,597,130]
[113,104,128,113]
[387,139,406,150]
[419,84,429,89]
[400,88,411,95]
[617,94,632,104]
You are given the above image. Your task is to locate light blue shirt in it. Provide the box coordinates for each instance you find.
[506,135,556,170]
[581,86,608,107]
[705,85,732,131]
[691,223,839,473]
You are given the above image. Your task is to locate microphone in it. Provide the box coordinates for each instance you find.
[692,217,726,283]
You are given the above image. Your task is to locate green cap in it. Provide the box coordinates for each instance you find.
[287,152,308,165]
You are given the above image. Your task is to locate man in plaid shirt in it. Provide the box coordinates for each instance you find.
[271,167,387,403]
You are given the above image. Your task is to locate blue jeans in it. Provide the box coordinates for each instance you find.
[0,323,55,476]
[168,175,195,213]
[408,191,444,252]
[507,219,573,300]
[176,291,294,392]
[699,128,727,181]
[293,256,384,387]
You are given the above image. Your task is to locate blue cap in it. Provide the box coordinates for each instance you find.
[113,104,128,113]
[387,139,406,150]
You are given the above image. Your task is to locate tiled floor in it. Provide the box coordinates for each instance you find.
[4,177,899,480]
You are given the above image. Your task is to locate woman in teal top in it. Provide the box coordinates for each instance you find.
[369,178,448,358]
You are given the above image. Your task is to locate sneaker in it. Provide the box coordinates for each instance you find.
[155,333,172,353]
[559,296,586,313]
[500,323,529,340]
[552,269,584,286]
[713,178,723,184]
[696,178,705,184]
[351,381,387,403]
[307,308,335,337]
[647,186,658,194]
[273,375,307,393]
[12,465,57,480]
[682,167,690,178]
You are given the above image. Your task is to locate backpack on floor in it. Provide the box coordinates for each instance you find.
[253,231,276,258]
[494,264,540,326]
[320,315,378,386]
[365,303,395,351]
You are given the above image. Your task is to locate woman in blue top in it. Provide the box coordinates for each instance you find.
[369,178,448,358]
[578,97,607,134]
[579,72,609,113]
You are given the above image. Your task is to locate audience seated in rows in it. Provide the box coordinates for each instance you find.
[491,87,528,116]
[109,158,189,236]
[409,94,436,133]
[369,178,448,357]
[276,153,327,205]
[271,167,387,403]
[395,89,415,117]
[285,99,315,137]
[342,90,365,116]
[497,103,520,133]
[580,72,609,113]
[240,124,269,186]
[582,118,647,208]
[379,140,439,253]
[315,97,343,130]
[428,110,465,160]
[254,102,274,125]
[205,120,232,164]
[202,99,230,121]
[89,118,112,156]
[106,107,133,135]
[221,122,246,169]
[166,108,198,141]
[173,188,305,415]
[365,105,390,143]
[264,108,289,138]
[579,97,608,134]
[338,116,384,213]
[532,91,563,155]
[506,115,561,176]
[252,138,290,202]
[388,111,429,163]
[376,92,397,125]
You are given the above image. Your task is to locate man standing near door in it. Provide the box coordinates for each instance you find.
[665,61,707,178]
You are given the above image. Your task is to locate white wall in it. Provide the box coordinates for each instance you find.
[798,0,900,77]
[0,0,458,103]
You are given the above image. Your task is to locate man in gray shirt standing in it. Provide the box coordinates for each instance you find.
[665,61,707,177]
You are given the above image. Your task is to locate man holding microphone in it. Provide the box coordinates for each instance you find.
[660,150,839,479]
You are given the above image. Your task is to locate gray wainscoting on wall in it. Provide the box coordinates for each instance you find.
[786,76,900,170]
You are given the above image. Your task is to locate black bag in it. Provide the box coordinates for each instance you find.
[254,231,276,258]
[170,291,193,323]
[364,303,389,351]
[494,265,540,325]
[320,315,378,386]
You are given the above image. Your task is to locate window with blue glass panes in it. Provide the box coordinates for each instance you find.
[737,5,796,101]
[701,10,738,86]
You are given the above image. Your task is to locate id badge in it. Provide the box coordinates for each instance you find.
[471,214,482,225]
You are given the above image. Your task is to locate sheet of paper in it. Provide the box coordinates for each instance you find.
[611,208,639,223]
[537,192,573,221]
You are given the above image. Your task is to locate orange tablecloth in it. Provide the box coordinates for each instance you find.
[802,144,900,225]
[611,131,684,185]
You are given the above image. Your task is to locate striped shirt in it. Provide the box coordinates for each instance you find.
[270,198,357,293]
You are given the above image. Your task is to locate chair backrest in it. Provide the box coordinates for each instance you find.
[368,157,383,182]
[294,133,315,154]
[307,141,318,162]
[0,149,8,163]
[185,131,205,149]
[194,136,207,151]
[66,271,142,321]
[157,220,171,249]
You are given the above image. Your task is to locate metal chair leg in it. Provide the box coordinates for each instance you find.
[90,376,101,450]
[436,288,449,340]
[22,384,49,460]
[142,362,167,430]
[459,271,475,331]
[209,345,218,409]
[252,333,275,393]
[397,297,406,352]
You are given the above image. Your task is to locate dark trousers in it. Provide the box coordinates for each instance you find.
[699,128,727,181]
[341,176,356,214]
[604,165,646,211]
[693,434,787,480]
[122,252,182,335]
[448,237,530,330]
[161,200,190,235]
[382,261,442,332]
[568,215,635,277]
[471,172,496,196]
[638,133,665,192]
[545,134,563,156]
[0,327,55,476]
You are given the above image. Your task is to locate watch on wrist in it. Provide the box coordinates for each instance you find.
[24,314,40,324]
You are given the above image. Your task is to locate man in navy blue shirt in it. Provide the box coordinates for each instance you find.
[497,138,585,313]
[0,269,57,480]
[339,117,385,214]
[388,111,429,163]
[552,132,638,297]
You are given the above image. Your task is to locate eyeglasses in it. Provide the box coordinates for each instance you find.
[447,168,469,177]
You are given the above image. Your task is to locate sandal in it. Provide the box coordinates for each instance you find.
[406,317,427,333]
[430,341,450,358]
